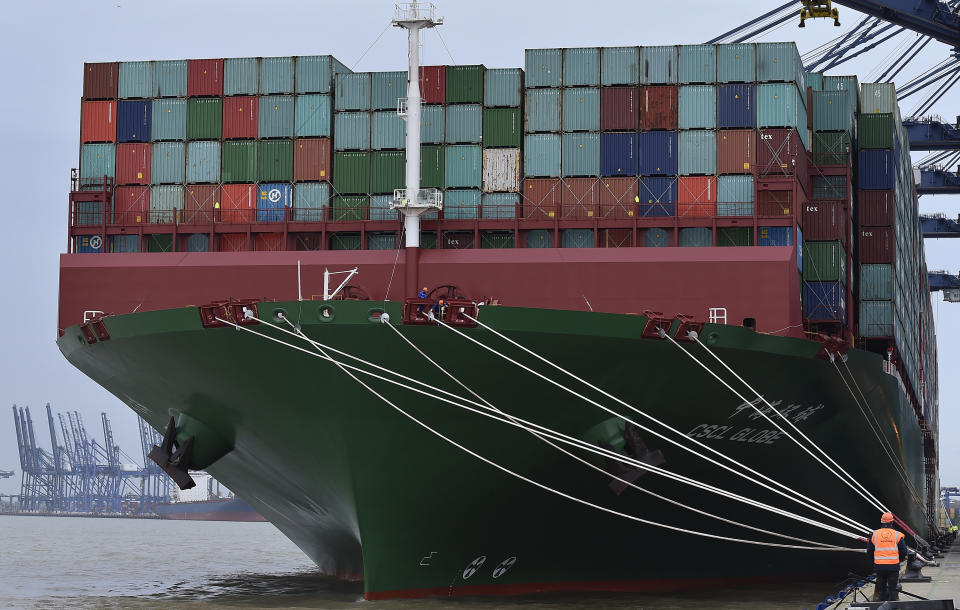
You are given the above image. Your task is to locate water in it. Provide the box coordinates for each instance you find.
[0,516,843,608]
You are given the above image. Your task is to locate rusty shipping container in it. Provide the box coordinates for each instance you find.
[84,62,119,100]
[294,138,332,182]
[522,178,562,219]
[600,87,639,131]
[859,226,894,263]
[222,96,259,139]
[188,59,223,97]
[182,184,220,224]
[802,199,848,242]
[115,143,151,185]
[858,189,895,226]
[598,177,639,218]
[716,129,755,175]
[482,148,521,193]
[560,177,599,219]
[639,86,678,130]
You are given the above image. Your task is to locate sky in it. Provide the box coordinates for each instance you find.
[0,0,958,496]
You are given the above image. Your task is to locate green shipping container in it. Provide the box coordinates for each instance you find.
[224,57,259,96]
[802,241,847,283]
[186,141,220,183]
[421,105,444,144]
[860,264,894,300]
[812,131,852,165]
[861,82,897,114]
[526,229,553,248]
[332,196,369,222]
[222,140,257,183]
[333,152,370,194]
[678,45,716,84]
[334,112,371,151]
[525,49,562,88]
[444,145,482,188]
[561,132,600,177]
[812,175,847,200]
[484,68,522,107]
[717,43,756,83]
[371,71,406,110]
[150,185,182,222]
[812,90,855,133]
[421,145,445,188]
[296,55,349,94]
[257,139,293,182]
[483,108,522,148]
[372,111,406,150]
[292,182,330,221]
[119,61,153,99]
[370,151,405,194]
[80,143,115,181]
[443,188,481,219]
[562,229,595,248]
[187,98,222,140]
[446,65,485,104]
[152,99,187,141]
[717,226,753,246]
[294,94,332,138]
[679,227,713,247]
[154,60,186,97]
[329,232,362,250]
[859,301,893,337]
[563,47,600,87]
[369,194,397,221]
[525,88,561,133]
[601,46,639,86]
[150,142,184,184]
[368,232,398,250]
[259,95,294,139]
[260,57,294,94]
[806,70,824,91]
[858,113,895,149]
[445,104,483,144]
[481,230,514,249]
[335,73,372,111]
[146,234,173,253]
[184,234,209,252]
[562,88,600,132]
[524,134,561,177]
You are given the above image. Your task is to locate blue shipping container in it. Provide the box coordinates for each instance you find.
[638,176,677,216]
[117,100,151,143]
[638,131,678,175]
[717,84,755,129]
[600,132,638,176]
[858,149,896,190]
[803,281,847,322]
[257,183,292,222]
[758,226,794,246]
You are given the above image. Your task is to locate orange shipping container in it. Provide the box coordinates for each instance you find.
[716,129,755,175]
[677,176,717,217]
[115,143,150,185]
[598,176,639,218]
[219,233,248,252]
[113,186,149,225]
[522,178,562,219]
[183,185,220,224]
[639,86,678,131]
[560,178,599,219]
[220,184,257,223]
[294,138,332,182]
[81,101,117,143]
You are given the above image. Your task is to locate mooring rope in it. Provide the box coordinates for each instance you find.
[452,314,872,535]
[216,315,864,551]
[217,315,866,542]
[383,321,849,549]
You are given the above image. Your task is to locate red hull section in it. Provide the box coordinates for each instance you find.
[59,247,802,337]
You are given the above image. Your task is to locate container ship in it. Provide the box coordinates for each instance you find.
[152,472,265,522]
[58,4,939,600]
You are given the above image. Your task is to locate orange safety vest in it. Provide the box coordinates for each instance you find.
[871,527,905,565]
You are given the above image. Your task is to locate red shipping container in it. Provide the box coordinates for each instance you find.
[222,96,258,139]
[183,185,220,224]
[113,186,149,225]
[639,86,678,131]
[757,129,806,177]
[858,190,895,226]
[115,143,151,186]
[83,62,119,100]
[601,87,639,131]
[188,59,223,97]
[560,178,599,219]
[220,184,257,223]
[81,101,117,143]
[859,227,894,263]
[802,199,848,243]
[598,176,639,218]
[600,228,634,248]
[522,178,562,219]
[255,233,285,251]
[219,233,248,252]
[419,66,446,104]
[716,129,755,175]
[294,138,332,182]
[757,188,793,217]
[678,176,716,217]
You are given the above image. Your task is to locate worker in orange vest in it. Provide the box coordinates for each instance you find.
[865,511,909,601]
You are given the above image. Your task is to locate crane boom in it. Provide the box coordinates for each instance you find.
[830,1,960,47]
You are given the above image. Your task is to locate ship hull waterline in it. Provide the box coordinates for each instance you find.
[57,300,926,599]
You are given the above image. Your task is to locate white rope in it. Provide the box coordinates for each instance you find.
[691,336,889,513]
[383,321,848,549]
[220,315,866,542]
[218,316,863,551]
[456,314,871,535]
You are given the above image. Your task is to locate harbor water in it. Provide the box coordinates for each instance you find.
[1,515,845,608]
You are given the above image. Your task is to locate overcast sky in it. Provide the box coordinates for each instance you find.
[0,1,957,498]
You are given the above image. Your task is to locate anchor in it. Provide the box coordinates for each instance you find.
[600,423,666,495]
[148,416,197,490]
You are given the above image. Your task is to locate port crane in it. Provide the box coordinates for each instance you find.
[0,470,13,479]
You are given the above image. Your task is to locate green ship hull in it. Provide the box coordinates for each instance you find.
[58,301,927,599]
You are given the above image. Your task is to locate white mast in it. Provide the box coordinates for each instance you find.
[390,2,443,248]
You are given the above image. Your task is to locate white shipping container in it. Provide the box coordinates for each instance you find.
[482,148,521,193]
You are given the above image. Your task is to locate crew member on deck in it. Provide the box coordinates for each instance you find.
[418,286,428,299]
[866,512,909,602]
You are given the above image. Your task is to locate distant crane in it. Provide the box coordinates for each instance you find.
[0,470,13,479]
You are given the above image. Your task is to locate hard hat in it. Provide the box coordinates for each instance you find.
[881,512,894,523]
